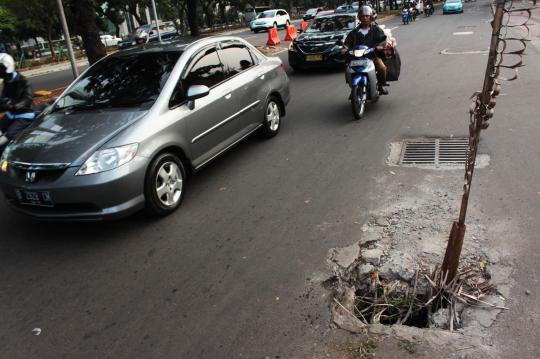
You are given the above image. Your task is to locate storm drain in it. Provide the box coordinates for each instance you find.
[400,138,469,167]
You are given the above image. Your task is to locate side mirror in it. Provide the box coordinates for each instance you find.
[186,85,210,110]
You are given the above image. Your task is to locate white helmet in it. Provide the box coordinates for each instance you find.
[135,31,149,44]
[0,53,15,74]
[359,5,374,17]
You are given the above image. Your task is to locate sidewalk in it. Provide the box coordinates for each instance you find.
[19,58,89,78]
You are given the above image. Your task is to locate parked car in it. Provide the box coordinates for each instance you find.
[0,36,290,220]
[443,0,463,13]
[303,7,324,21]
[100,34,122,47]
[119,22,179,49]
[249,9,291,32]
[314,10,336,18]
[335,4,358,13]
[289,13,358,70]
[244,5,271,23]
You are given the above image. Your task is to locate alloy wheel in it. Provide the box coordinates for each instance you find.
[155,161,183,207]
[266,101,280,131]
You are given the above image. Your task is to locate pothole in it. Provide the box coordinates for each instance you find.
[386,138,490,169]
[326,177,508,356]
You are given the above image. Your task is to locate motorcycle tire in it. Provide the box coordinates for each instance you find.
[351,85,367,120]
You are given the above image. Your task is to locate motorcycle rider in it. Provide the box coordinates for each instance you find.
[0,53,34,149]
[424,0,434,14]
[342,5,389,95]
[135,31,149,46]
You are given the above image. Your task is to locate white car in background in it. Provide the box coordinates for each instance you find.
[100,34,122,47]
[249,9,291,32]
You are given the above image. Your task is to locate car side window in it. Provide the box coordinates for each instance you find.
[169,46,225,108]
[219,43,255,78]
[184,46,226,90]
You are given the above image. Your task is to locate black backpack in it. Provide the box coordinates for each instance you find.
[384,47,401,81]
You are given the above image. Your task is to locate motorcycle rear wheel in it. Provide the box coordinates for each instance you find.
[351,85,367,120]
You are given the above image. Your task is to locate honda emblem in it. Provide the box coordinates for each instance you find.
[25,171,37,183]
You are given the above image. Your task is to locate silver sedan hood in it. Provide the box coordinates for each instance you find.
[7,110,147,166]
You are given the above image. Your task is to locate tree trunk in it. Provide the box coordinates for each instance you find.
[202,3,214,28]
[47,35,56,61]
[130,9,146,26]
[187,0,200,36]
[73,0,106,65]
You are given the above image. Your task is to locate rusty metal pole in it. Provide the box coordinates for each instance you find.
[441,0,507,282]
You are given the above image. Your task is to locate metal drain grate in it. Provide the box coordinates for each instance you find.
[400,138,469,166]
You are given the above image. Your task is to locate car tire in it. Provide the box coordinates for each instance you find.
[258,97,281,138]
[144,153,186,217]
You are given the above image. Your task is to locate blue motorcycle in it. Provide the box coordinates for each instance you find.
[345,45,380,120]
[402,8,410,24]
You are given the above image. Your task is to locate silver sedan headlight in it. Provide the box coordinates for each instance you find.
[76,143,138,176]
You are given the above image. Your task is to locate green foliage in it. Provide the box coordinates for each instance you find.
[0,0,59,40]
[0,6,17,38]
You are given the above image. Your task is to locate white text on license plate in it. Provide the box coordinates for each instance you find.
[306,54,322,62]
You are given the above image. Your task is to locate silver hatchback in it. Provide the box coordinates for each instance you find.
[0,36,290,220]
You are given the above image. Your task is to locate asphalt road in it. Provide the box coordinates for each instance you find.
[2,2,540,358]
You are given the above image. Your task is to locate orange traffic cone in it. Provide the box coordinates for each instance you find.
[266,27,281,46]
[284,25,297,41]
[300,22,309,31]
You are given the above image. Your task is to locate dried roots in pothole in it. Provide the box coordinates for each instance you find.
[332,262,505,332]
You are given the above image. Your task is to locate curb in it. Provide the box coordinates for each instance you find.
[20,59,89,78]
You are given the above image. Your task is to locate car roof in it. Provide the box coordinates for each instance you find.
[114,36,253,57]
[317,13,356,18]
[315,10,336,17]
[114,39,194,57]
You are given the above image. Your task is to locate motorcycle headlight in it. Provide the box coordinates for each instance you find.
[76,143,138,176]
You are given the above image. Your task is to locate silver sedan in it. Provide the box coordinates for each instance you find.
[0,36,290,220]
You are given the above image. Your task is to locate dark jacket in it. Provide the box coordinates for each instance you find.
[344,24,387,50]
[1,72,33,115]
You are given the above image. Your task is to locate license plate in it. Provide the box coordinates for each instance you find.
[15,189,54,207]
[305,54,323,62]
[350,59,368,67]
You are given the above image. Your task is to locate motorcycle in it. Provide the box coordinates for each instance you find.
[410,6,418,21]
[345,45,381,120]
[425,3,433,16]
[402,8,410,24]
[0,103,46,156]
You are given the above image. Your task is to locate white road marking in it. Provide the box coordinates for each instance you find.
[440,48,488,55]
[388,26,399,31]
[453,31,474,35]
